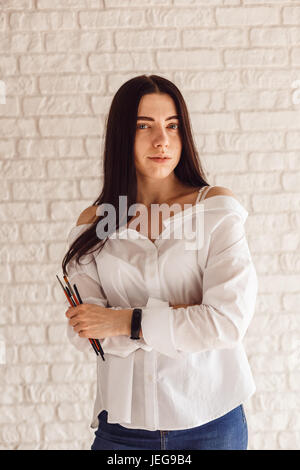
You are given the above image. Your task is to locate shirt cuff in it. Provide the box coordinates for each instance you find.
[141,297,182,359]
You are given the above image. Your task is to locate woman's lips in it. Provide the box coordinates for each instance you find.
[148,156,171,163]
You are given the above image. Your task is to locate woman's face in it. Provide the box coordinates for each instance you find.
[133,93,182,181]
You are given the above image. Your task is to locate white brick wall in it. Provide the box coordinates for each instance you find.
[0,0,299,450]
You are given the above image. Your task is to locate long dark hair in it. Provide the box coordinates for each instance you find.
[62,74,210,275]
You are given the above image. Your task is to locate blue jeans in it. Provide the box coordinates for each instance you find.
[91,405,248,450]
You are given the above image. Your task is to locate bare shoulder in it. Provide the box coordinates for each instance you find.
[204,186,238,201]
[76,205,98,226]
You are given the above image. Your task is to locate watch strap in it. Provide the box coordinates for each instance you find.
[130,308,142,340]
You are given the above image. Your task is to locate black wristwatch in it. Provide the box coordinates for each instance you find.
[130,308,142,340]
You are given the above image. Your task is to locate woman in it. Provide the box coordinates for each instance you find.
[62,75,258,450]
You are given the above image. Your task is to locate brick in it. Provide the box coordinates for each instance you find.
[4,325,46,345]
[47,159,101,178]
[51,363,94,382]
[0,32,43,53]
[157,49,221,70]
[0,53,17,73]
[219,131,284,151]
[250,27,300,46]
[251,412,290,432]
[0,97,19,117]
[23,96,90,116]
[0,202,47,222]
[283,7,300,25]
[20,222,69,242]
[251,313,290,338]
[23,382,90,404]
[3,365,49,385]
[255,293,282,314]
[257,275,300,293]
[18,138,85,158]
[45,31,113,53]
[39,75,104,94]
[10,12,76,30]
[226,90,290,110]
[216,6,280,25]
[89,51,155,72]
[291,48,300,66]
[43,419,91,442]
[0,283,50,303]
[37,0,103,8]
[0,385,23,405]
[281,331,300,352]
[179,70,243,91]
[281,231,300,252]
[0,222,19,242]
[278,432,300,450]
[251,432,278,450]
[16,303,66,326]
[247,213,290,234]
[183,28,246,47]
[12,180,77,200]
[39,117,100,136]
[79,9,145,29]
[246,333,280,353]
[288,153,300,169]
[241,69,298,89]
[0,306,17,325]
[3,76,36,96]
[286,132,300,150]
[57,402,85,421]
[109,0,171,4]
[240,111,300,130]
[0,160,46,179]
[79,178,104,198]
[283,172,300,191]
[2,0,33,9]
[0,425,21,445]
[225,48,287,68]
[251,373,287,393]
[0,118,36,138]
[0,140,15,159]
[50,200,93,222]
[0,264,12,283]
[252,253,279,274]
[248,152,290,171]
[215,172,281,191]
[0,13,6,30]
[0,181,10,201]
[202,153,247,172]
[20,54,85,74]
[193,112,237,132]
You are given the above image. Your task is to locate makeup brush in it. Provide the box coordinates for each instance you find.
[56,274,99,356]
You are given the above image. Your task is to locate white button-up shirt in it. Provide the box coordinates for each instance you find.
[65,187,258,431]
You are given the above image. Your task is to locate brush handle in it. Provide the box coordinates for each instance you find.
[56,275,99,356]
[73,283,105,361]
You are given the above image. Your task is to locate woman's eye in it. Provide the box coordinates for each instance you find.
[137,123,179,130]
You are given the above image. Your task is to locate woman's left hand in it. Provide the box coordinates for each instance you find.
[66,304,120,339]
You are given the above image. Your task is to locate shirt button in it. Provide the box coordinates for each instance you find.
[148,374,153,382]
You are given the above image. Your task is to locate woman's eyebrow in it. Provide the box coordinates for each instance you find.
[136,115,179,121]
